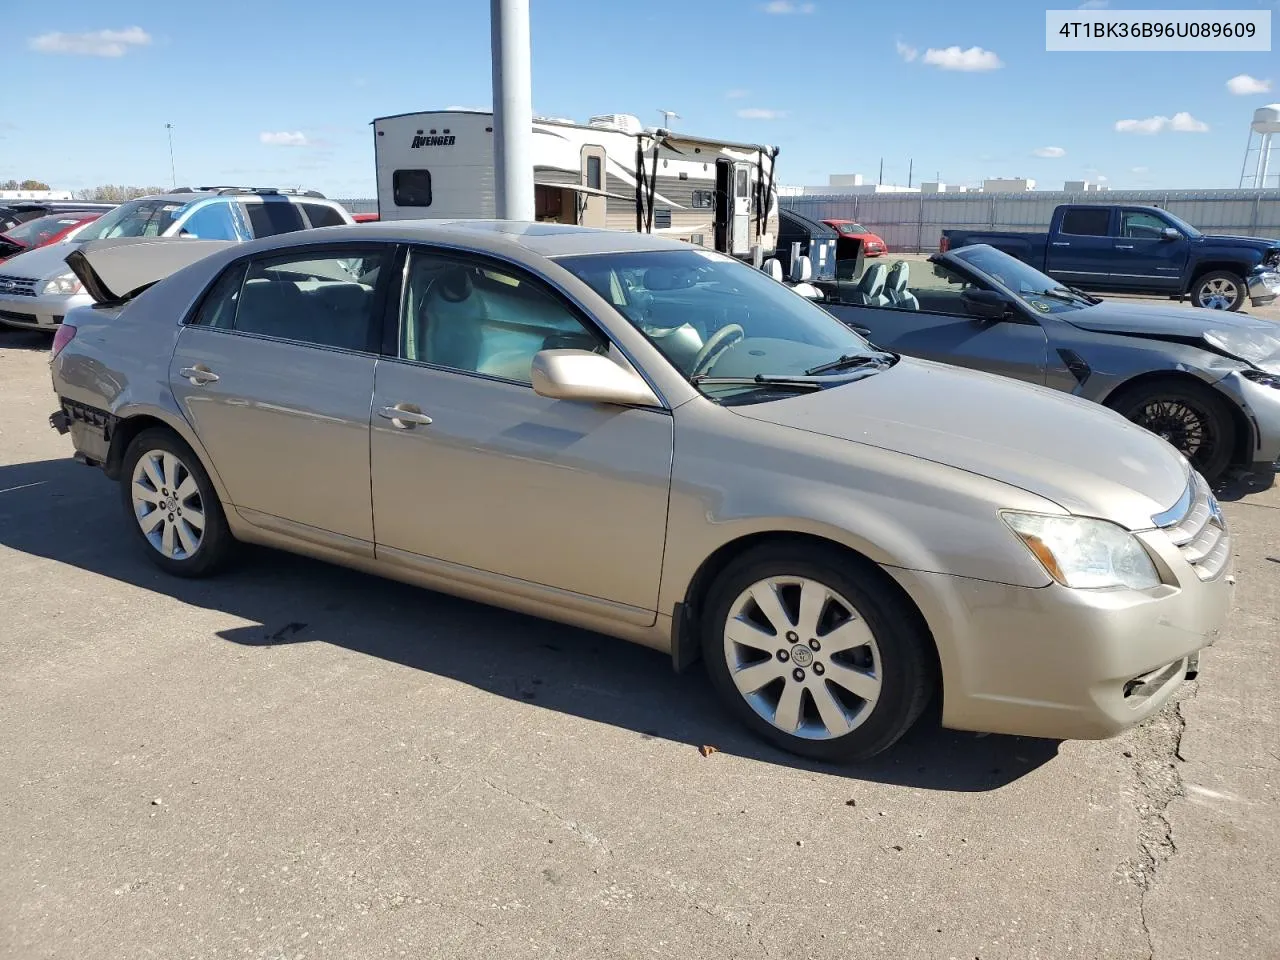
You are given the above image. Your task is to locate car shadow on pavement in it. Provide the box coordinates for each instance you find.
[0,456,1060,792]
[0,329,52,351]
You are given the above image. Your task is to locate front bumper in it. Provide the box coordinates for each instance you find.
[889,539,1232,742]
[0,290,89,330]
[1217,369,1280,465]
[1248,269,1279,307]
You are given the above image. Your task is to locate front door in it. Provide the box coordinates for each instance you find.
[169,244,392,544]
[827,258,1049,385]
[1113,209,1186,293]
[369,247,673,618]
[731,163,752,256]
[1045,206,1115,288]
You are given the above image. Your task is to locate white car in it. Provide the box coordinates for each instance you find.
[0,187,353,331]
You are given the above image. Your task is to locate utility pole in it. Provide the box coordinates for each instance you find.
[878,157,883,186]
[908,157,913,189]
[165,123,176,188]
[490,0,534,221]
[658,109,680,130]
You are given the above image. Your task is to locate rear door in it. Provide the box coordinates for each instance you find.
[169,243,394,547]
[1045,206,1115,287]
[1113,209,1185,293]
[828,258,1049,385]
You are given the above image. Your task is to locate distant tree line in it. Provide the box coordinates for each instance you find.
[72,185,170,202]
[1,179,52,191]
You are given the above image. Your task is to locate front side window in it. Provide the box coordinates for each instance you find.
[1059,207,1111,237]
[244,200,306,238]
[74,198,185,240]
[178,203,240,241]
[399,249,605,383]
[1121,211,1171,239]
[559,249,884,397]
[214,249,387,351]
[393,169,433,207]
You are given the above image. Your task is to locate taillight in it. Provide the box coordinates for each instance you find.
[51,323,77,358]
[939,236,950,252]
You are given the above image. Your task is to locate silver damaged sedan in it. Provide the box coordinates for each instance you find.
[48,222,1233,761]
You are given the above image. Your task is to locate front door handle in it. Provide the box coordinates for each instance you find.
[1115,244,1135,250]
[1050,241,1071,247]
[179,365,219,386]
[378,403,433,428]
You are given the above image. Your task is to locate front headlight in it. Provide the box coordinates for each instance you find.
[1002,512,1160,590]
[40,272,84,297]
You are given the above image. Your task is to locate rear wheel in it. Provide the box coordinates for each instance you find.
[119,428,234,577]
[700,544,936,762]
[1109,380,1236,483]
[1191,270,1245,312]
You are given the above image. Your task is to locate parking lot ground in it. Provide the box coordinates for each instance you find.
[1,329,1278,960]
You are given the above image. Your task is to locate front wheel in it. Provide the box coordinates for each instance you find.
[1109,380,1237,484]
[700,544,936,762]
[119,427,234,577]
[1191,270,1246,312]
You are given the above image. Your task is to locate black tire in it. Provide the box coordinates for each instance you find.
[1190,270,1246,312]
[700,543,937,763]
[1108,379,1237,484]
[118,427,235,577]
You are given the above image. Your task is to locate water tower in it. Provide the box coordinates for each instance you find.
[1238,104,1280,188]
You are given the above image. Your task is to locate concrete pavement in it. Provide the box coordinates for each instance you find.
[1,329,1277,960]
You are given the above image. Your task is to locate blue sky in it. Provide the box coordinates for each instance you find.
[3,0,1277,197]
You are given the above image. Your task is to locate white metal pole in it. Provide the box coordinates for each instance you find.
[1258,132,1273,189]
[491,0,535,221]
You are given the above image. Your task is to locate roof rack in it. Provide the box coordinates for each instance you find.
[192,186,327,199]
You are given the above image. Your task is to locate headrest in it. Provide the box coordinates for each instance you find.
[861,262,887,292]
[885,260,908,291]
[436,266,474,303]
[789,255,813,283]
[763,258,783,282]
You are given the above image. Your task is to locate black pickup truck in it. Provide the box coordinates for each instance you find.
[941,203,1280,312]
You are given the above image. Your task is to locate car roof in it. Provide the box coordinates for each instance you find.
[244,220,704,260]
[131,190,339,206]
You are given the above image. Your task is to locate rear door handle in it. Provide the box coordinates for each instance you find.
[179,365,219,386]
[1051,242,1071,247]
[378,403,433,428]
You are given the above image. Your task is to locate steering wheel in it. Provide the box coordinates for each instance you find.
[690,323,745,378]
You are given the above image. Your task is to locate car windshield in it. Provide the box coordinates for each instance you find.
[557,248,891,401]
[835,223,867,235]
[74,198,185,241]
[1160,210,1201,238]
[2,213,93,247]
[951,244,1094,312]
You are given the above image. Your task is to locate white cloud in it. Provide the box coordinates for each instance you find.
[895,40,918,62]
[1078,0,1108,8]
[1114,112,1208,134]
[922,46,1003,72]
[736,108,786,120]
[259,131,311,147]
[1096,174,1109,182]
[762,1,815,12]
[1131,165,1149,174]
[28,26,151,57]
[1032,146,1066,158]
[1227,74,1272,95]
[725,88,750,99]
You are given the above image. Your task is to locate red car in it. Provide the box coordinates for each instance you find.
[823,219,887,256]
[0,211,102,263]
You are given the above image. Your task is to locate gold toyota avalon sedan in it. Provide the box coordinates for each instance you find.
[47,221,1232,761]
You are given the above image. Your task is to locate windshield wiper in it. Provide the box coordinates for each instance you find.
[690,373,825,391]
[803,352,894,376]
[1063,285,1101,304]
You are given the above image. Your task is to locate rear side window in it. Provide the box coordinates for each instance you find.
[300,203,348,229]
[393,169,432,207]
[1059,207,1111,237]
[244,201,307,238]
[189,262,248,329]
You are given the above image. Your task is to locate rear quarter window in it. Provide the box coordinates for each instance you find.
[300,203,348,228]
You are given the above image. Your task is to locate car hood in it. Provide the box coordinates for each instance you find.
[1061,300,1280,371]
[1198,233,1279,252]
[0,240,83,280]
[732,357,1189,531]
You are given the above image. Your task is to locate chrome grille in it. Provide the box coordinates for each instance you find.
[0,274,38,298]
[1155,471,1230,581]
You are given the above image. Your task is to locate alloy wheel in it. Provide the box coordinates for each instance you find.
[1131,398,1215,466]
[130,449,206,560]
[723,576,882,740]
[1197,277,1239,310]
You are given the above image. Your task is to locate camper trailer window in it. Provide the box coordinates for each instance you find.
[393,169,433,207]
[691,190,714,209]
[586,156,602,190]
[735,168,749,196]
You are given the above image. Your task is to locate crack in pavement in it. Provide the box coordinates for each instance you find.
[1121,682,1197,960]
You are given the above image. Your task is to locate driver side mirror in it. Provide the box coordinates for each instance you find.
[531,349,661,407]
[960,287,1012,321]
[1160,227,1180,242]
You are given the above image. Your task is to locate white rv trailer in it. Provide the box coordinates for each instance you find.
[372,110,780,259]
